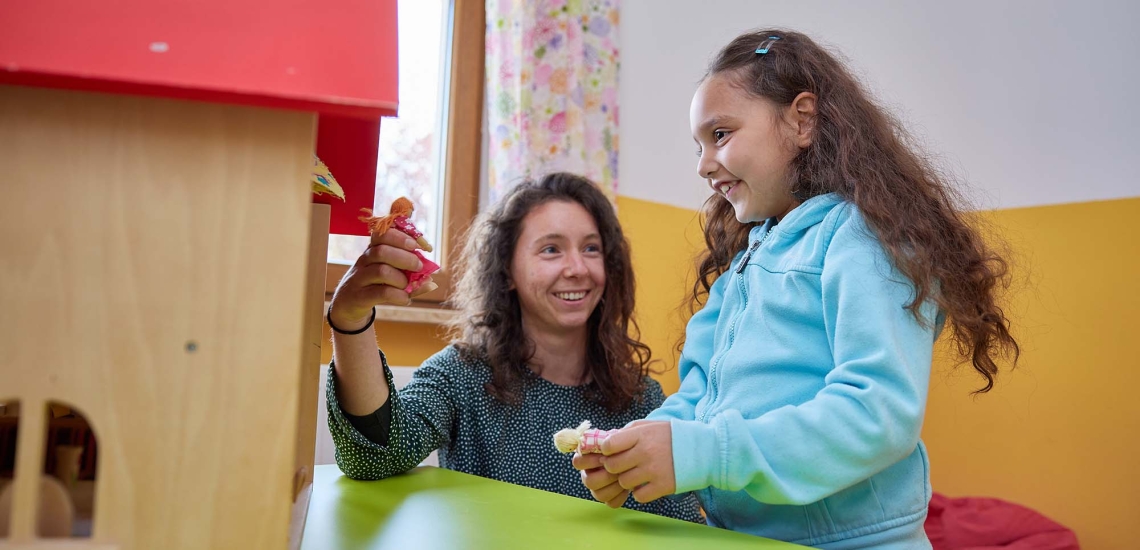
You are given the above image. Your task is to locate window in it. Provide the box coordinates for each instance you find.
[325,0,483,307]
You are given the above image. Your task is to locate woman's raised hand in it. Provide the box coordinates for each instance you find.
[328,228,436,331]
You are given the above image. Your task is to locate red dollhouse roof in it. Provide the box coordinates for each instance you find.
[0,0,397,235]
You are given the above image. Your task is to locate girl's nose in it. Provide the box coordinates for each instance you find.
[696,152,719,180]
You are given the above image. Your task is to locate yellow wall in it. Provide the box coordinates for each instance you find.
[615,196,707,394]
[922,197,1140,549]
[319,321,449,367]
[620,195,1140,548]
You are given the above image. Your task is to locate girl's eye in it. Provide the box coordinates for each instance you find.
[714,130,728,142]
[695,148,703,157]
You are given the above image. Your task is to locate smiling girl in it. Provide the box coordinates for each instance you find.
[575,30,1019,548]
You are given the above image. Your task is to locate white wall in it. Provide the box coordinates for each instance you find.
[619,0,1140,211]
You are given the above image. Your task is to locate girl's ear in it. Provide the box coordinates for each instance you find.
[788,91,818,149]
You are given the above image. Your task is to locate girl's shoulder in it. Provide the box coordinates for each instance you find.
[753,195,867,273]
[785,194,868,246]
[819,200,893,262]
[819,198,872,241]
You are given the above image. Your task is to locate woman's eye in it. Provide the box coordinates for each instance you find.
[584,244,602,253]
[541,245,558,254]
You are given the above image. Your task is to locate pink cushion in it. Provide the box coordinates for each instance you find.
[926,492,1080,550]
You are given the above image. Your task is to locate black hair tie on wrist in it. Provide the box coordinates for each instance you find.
[327,306,376,335]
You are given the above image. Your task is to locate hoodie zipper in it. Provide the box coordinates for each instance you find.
[735,239,762,274]
[698,225,774,422]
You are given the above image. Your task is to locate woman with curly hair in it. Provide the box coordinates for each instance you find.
[324,172,701,521]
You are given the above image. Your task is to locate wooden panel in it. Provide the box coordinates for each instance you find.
[2,0,398,238]
[286,204,330,550]
[0,543,119,550]
[6,398,45,541]
[0,85,315,549]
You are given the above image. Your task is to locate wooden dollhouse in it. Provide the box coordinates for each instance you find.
[0,1,396,548]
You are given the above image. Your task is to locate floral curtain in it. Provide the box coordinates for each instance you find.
[485,0,620,203]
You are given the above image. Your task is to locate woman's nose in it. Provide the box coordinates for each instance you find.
[563,252,588,277]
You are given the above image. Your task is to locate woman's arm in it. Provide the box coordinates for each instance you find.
[327,349,459,480]
[328,227,432,415]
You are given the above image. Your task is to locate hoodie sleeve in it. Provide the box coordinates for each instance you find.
[646,269,730,422]
[669,209,939,504]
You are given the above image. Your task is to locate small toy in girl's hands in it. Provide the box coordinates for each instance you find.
[553,420,618,454]
[360,198,440,294]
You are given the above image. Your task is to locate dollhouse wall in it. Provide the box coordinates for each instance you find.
[1,85,317,549]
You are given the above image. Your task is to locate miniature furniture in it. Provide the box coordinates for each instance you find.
[0,477,74,539]
[0,1,396,548]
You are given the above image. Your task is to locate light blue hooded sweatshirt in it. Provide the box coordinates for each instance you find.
[648,194,939,549]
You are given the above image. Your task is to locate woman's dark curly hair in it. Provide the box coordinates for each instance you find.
[446,172,652,411]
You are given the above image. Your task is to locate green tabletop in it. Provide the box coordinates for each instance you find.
[299,464,806,549]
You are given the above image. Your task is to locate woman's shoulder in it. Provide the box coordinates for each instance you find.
[626,375,668,415]
[415,344,493,386]
[638,375,666,403]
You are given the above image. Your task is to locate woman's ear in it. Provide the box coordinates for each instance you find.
[787,91,817,149]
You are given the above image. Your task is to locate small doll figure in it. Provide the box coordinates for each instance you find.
[360,198,440,294]
[553,421,618,455]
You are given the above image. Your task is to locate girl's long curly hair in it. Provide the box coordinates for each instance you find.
[446,172,652,411]
[693,29,1018,392]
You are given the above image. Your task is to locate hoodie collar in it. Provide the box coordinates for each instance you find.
[751,193,842,241]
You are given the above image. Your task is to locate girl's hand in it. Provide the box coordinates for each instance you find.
[328,228,434,331]
[572,452,631,508]
[598,420,676,504]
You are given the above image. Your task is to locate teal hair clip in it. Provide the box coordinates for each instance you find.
[755,36,781,55]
